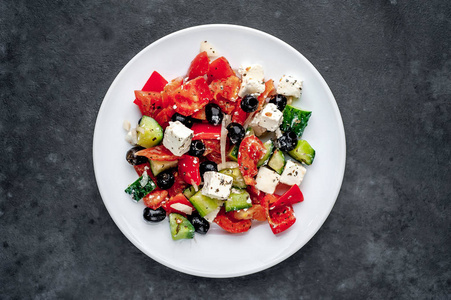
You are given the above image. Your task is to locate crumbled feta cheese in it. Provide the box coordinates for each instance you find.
[255,167,281,194]
[170,203,193,215]
[202,171,233,200]
[123,120,131,131]
[162,121,194,156]
[238,64,265,97]
[248,112,267,136]
[125,128,138,145]
[257,103,283,132]
[200,41,218,58]
[277,75,303,98]
[280,160,307,186]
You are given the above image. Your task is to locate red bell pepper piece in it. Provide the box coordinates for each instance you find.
[187,51,209,80]
[135,145,181,161]
[167,171,188,198]
[231,98,248,125]
[133,162,151,177]
[270,185,304,210]
[143,190,169,210]
[142,71,168,93]
[164,193,195,216]
[191,123,221,140]
[178,155,201,186]
[261,194,296,234]
[214,208,252,233]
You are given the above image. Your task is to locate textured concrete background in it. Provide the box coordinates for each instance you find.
[1,0,450,299]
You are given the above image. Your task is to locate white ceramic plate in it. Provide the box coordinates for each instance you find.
[93,24,346,278]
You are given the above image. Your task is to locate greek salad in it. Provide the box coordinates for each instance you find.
[123,41,315,240]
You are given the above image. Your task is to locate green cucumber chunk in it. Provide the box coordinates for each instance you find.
[219,168,246,189]
[183,186,197,199]
[227,145,239,161]
[257,140,274,167]
[225,189,252,212]
[268,149,286,174]
[189,190,222,218]
[124,173,156,201]
[169,213,195,240]
[245,127,255,136]
[281,105,312,138]
[137,115,163,148]
[150,160,178,176]
[288,139,315,165]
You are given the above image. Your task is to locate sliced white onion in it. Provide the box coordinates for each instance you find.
[217,161,239,171]
[131,128,138,145]
[243,112,256,130]
[136,126,145,134]
[191,180,199,192]
[170,203,193,215]
[123,120,131,131]
[220,114,231,164]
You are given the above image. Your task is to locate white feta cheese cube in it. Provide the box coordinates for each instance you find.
[248,112,267,136]
[162,121,193,156]
[277,75,303,98]
[280,160,307,186]
[202,171,234,200]
[255,167,281,194]
[200,41,218,58]
[258,103,283,132]
[238,64,265,97]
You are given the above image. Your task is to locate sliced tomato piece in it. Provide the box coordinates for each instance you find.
[202,139,221,156]
[133,162,150,177]
[207,57,235,82]
[191,107,207,120]
[231,98,248,125]
[270,185,304,209]
[187,51,209,80]
[163,193,195,216]
[154,106,174,129]
[167,171,188,197]
[209,75,240,102]
[206,152,222,164]
[214,208,252,233]
[143,190,169,210]
[161,77,182,108]
[232,204,266,222]
[178,155,201,186]
[135,145,181,161]
[212,95,236,115]
[134,91,163,117]
[142,71,168,93]
[237,136,266,185]
[191,123,221,140]
[172,77,212,116]
[257,79,276,111]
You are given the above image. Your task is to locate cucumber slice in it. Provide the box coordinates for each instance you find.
[227,145,239,161]
[169,213,195,240]
[189,190,222,218]
[288,139,315,165]
[137,115,163,148]
[183,186,197,199]
[257,140,274,167]
[268,149,286,174]
[219,168,247,189]
[124,173,156,201]
[225,189,252,212]
[281,105,312,138]
[245,127,254,136]
[150,160,178,176]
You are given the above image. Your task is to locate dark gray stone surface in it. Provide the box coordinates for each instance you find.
[1,0,450,298]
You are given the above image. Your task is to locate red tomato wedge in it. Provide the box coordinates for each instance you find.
[238,136,266,185]
[231,98,248,125]
[207,57,235,82]
[191,123,221,140]
[171,77,212,116]
[187,51,209,80]
[133,162,150,177]
[270,185,304,209]
[154,106,174,129]
[134,91,163,117]
[257,80,276,111]
[191,107,207,120]
[142,71,168,93]
[178,155,201,186]
[209,75,241,102]
[232,204,266,222]
[143,190,169,210]
[167,171,188,197]
[214,208,252,233]
[164,193,195,216]
[212,95,236,115]
[161,77,182,107]
[202,139,221,156]
[135,145,181,161]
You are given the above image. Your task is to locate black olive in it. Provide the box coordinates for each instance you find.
[126,146,148,165]
[277,131,298,152]
[187,212,210,234]
[156,171,175,190]
[138,117,142,125]
[171,112,194,128]
[188,140,205,157]
[241,95,259,113]
[143,207,166,222]
[226,122,245,144]
[205,103,223,125]
[269,94,288,111]
[199,161,218,180]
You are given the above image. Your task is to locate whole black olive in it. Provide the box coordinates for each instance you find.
[126,146,148,165]
[143,207,166,222]
[187,212,210,234]
[188,140,205,157]
[269,94,288,111]
[171,112,194,128]
[226,123,245,144]
[277,131,298,152]
[241,95,259,113]
[156,171,175,190]
[205,103,223,125]
[199,161,218,180]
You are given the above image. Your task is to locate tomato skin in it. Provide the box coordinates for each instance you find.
[232,204,266,222]
[231,98,248,125]
[209,75,241,102]
[191,107,207,120]
[202,139,221,156]
[257,79,276,111]
[178,155,201,186]
[154,106,174,129]
[191,123,221,140]
[238,136,266,185]
[134,91,163,118]
[143,190,169,210]
[214,208,252,233]
[207,57,235,82]
[270,185,304,209]
[142,71,168,93]
[163,193,195,216]
[161,77,182,107]
[172,77,212,116]
[187,51,209,80]
[167,171,188,197]
[212,95,236,115]
[135,145,181,161]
